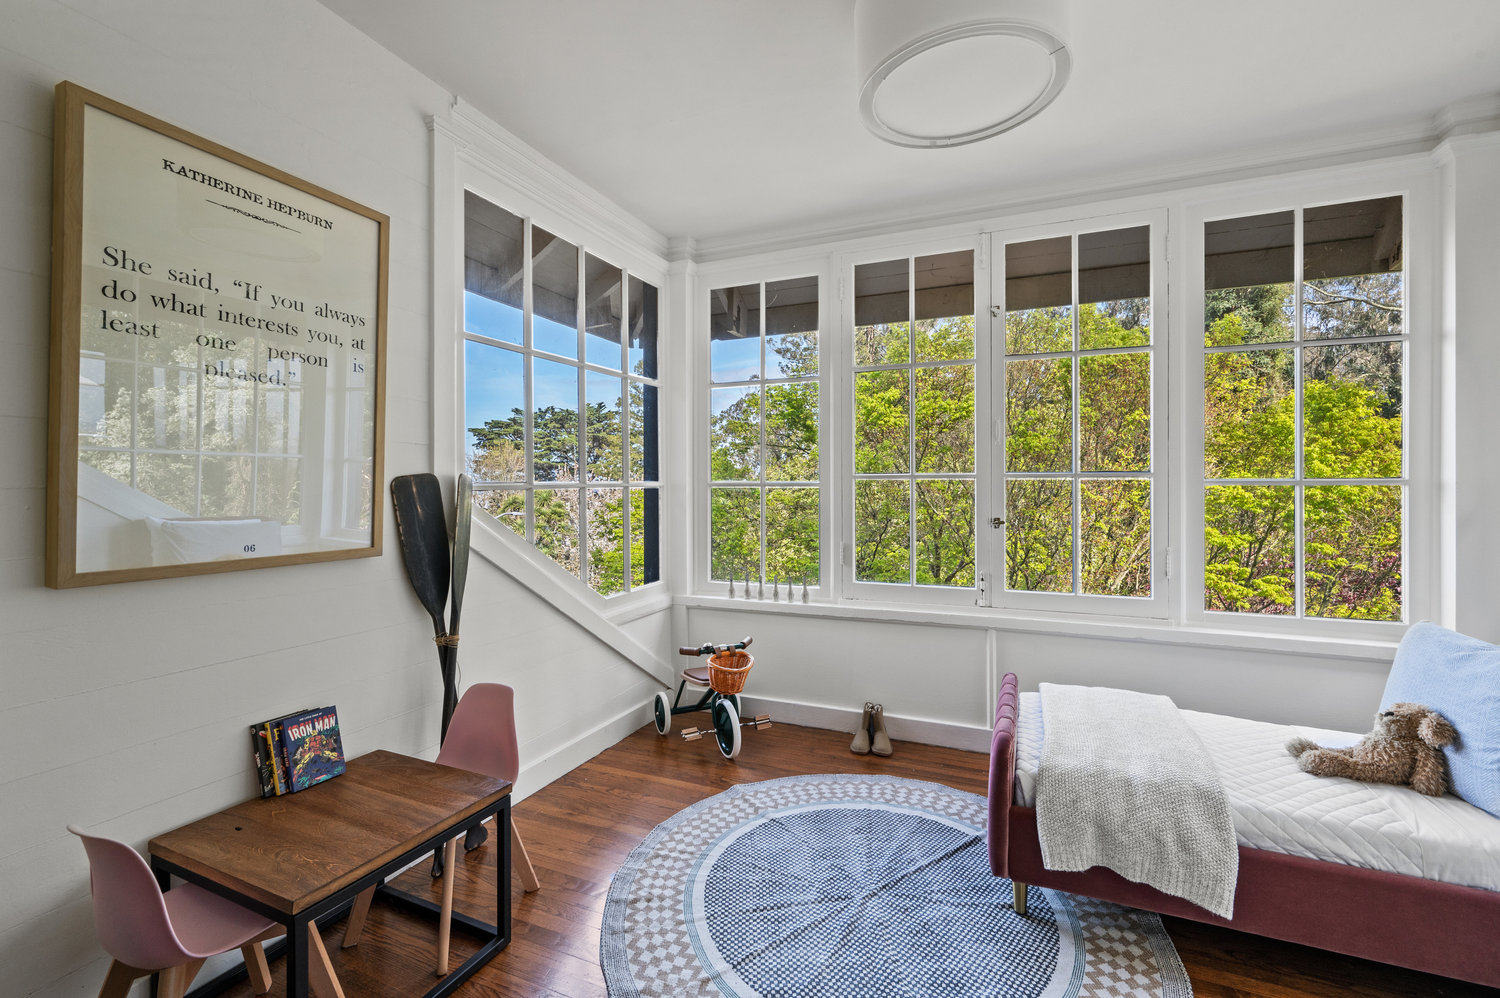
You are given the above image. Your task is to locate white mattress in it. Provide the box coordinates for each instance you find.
[1012,692,1500,893]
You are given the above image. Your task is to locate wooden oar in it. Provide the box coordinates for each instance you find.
[390,474,452,736]
[451,474,491,852]
[446,473,473,738]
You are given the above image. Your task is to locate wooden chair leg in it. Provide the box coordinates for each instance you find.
[241,937,274,994]
[436,836,459,975]
[341,885,377,948]
[157,958,205,998]
[307,920,346,998]
[96,960,144,998]
[511,820,541,893]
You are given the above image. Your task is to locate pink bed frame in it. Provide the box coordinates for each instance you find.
[986,672,1500,989]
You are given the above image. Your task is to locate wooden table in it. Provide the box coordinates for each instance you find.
[149,750,512,998]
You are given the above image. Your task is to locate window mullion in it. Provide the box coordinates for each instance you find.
[758,281,769,587]
[1071,232,1082,596]
[1293,207,1306,619]
[522,219,535,542]
[620,275,631,592]
[907,259,917,586]
[575,248,587,582]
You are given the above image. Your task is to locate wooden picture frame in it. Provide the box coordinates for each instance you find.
[46,82,388,587]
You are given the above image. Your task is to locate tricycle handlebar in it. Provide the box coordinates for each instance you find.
[678,636,752,656]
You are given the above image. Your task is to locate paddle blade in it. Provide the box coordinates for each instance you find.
[390,473,450,632]
[449,473,473,634]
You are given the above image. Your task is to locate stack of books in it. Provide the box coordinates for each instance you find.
[250,705,346,797]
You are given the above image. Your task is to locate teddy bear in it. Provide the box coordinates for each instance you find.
[1286,702,1456,797]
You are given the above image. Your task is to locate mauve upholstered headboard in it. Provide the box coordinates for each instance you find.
[987,672,1019,877]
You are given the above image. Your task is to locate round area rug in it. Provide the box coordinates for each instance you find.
[601,775,1192,998]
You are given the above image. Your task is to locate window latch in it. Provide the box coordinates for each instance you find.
[989,517,1005,528]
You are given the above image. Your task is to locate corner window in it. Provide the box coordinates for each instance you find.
[463,191,660,596]
[1203,197,1405,621]
[707,277,820,591]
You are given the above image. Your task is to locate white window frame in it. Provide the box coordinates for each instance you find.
[838,236,991,607]
[435,129,672,621]
[461,206,662,596]
[1183,170,1438,639]
[988,209,1170,618]
[694,259,833,598]
[679,158,1440,648]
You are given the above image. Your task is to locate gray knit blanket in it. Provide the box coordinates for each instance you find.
[1035,683,1239,919]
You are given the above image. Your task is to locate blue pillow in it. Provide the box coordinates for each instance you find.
[1380,622,1500,817]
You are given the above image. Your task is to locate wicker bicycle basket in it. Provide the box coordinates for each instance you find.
[707,649,753,695]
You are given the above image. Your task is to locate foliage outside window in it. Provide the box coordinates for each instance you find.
[1001,227,1155,600]
[852,251,976,590]
[708,277,820,590]
[462,191,660,596]
[1203,197,1404,621]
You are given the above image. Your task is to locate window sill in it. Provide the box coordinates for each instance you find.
[675,593,1401,664]
[601,586,673,624]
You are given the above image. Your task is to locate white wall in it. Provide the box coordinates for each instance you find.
[0,3,659,996]
[687,605,1393,749]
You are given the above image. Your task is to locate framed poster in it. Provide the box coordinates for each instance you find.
[46,82,388,587]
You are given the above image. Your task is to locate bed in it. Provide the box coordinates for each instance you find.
[986,671,1500,989]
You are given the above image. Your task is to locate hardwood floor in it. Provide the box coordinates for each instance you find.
[209,720,1499,998]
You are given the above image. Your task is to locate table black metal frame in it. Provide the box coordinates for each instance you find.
[150,797,512,998]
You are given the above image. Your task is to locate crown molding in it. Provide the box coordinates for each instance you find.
[691,105,1493,264]
[436,90,1500,271]
[665,235,698,264]
[441,96,672,268]
[1435,93,1500,141]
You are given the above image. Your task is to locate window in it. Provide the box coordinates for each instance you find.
[692,180,1420,635]
[79,290,370,541]
[850,251,977,592]
[1203,196,1405,621]
[707,277,820,591]
[998,224,1159,606]
[463,191,660,596]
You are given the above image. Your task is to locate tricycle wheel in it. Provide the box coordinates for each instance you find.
[713,698,742,759]
[653,691,672,735]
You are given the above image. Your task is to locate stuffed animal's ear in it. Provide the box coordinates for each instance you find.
[1418,711,1457,748]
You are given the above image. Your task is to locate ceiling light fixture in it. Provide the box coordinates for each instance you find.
[856,0,1071,149]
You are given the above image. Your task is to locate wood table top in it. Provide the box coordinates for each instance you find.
[149,750,511,915]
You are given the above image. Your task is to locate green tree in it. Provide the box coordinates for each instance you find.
[1202,280,1402,619]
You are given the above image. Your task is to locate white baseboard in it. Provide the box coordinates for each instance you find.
[735,694,991,754]
[514,699,654,802]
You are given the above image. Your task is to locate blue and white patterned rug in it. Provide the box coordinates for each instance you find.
[601,775,1192,998]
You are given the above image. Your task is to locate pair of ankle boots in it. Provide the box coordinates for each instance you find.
[851,701,892,756]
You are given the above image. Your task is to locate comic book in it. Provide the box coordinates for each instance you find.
[277,705,346,792]
[249,723,278,797]
[249,709,307,796]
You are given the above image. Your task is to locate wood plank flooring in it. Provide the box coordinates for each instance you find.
[208,720,1499,998]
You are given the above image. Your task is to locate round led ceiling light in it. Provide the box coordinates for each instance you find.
[856,0,1071,148]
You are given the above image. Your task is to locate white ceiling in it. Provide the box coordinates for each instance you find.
[319,0,1500,251]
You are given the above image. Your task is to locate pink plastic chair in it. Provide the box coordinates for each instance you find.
[433,683,539,971]
[69,825,278,998]
[434,683,539,893]
[343,683,540,975]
